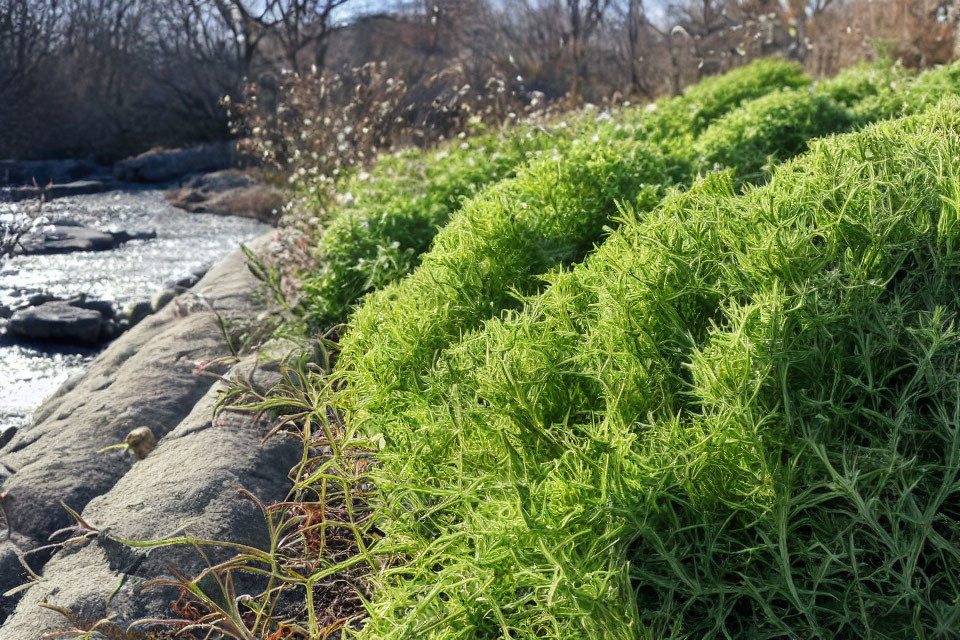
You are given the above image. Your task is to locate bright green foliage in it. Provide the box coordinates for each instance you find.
[336,61,822,402]
[338,135,689,405]
[646,57,811,146]
[293,58,810,335]
[815,62,915,123]
[270,58,960,640]
[902,61,960,112]
[695,88,853,185]
[353,102,960,639]
[296,128,562,331]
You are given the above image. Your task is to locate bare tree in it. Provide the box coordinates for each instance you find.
[208,0,353,75]
[563,0,614,101]
[781,0,836,61]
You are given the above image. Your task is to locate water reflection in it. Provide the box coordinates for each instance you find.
[0,185,268,430]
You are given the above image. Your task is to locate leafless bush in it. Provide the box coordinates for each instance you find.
[0,193,47,265]
[231,61,547,183]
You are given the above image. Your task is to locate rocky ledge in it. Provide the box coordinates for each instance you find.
[3,264,208,348]
[166,170,286,223]
[5,180,116,203]
[0,234,299,636]
[15,224,157,256]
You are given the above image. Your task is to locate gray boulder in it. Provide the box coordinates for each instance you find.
[0,428,16,450]
[115,143,235,183]
[69,298,116,321]
[8,302,102,345]
[150,286,183,313]
[179,169,252,192]
[0,535,33,623]
[0,235,273,626]
[167,170,285,224]
[125,300,153,326]
[0,358,299,637]
[17,226,156,255]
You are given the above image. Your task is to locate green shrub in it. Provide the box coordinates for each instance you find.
[815,62,915,124]
[647,57,811,145]
[695,88,853,185]
[355,101,960,639]
[336,60,823,401]
[296,127,562,331]
[901,60,960,114]
[337,135,690,407]
[291,59,810,336]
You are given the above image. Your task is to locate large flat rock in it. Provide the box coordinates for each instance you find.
[0,359,300,638]
[0,233,274,628]
[115,143,235,183]
[9,302,103,344]
[17,225,156,255]
[7,180,113,202]
[0,159,102,188]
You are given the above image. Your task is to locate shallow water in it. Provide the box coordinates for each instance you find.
[0,185,269,431]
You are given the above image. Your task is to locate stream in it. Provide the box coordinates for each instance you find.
[0,185,269,431]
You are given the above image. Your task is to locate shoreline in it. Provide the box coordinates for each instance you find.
[0,232,296,634]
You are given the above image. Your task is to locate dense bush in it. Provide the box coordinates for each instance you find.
[643,58,811,147]
[694,89,853,185]
[349,100,960,639]
[679,57,812,133]
[901,60,960,114]
[815,62,916,123]
[337,133,688,405]
[295,125,564,332]
[225,59,960,640]
[293,58,811,335]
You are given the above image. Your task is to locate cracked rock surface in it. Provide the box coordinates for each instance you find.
[0,234,297,634]
[0,358,299,638]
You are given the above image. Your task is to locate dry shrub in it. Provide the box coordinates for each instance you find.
[807,0,956,75]
[230,61,549,184]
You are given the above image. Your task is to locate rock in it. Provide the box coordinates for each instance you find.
[0,235,273,627]
[70,298,116,321]
[150,287,181,313]
[7,180,112,203]
[0,159,102,188]
[0,427,16,450]
[9,302,103,345]
[0,359,298,636]
[25,293,59,308]
[114,142,235,183]
[166,170,285,224]
[18,227,114,254]
[45,216,84,227]
[97,319,120,343]
[125,301,152,326]
[180,169,252,192]
[16,226,156,256]
[0,535,33,622]
[109,229,157,245]
[0,305,10,320]
[43,180,110,199]
[172,271,202,290]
